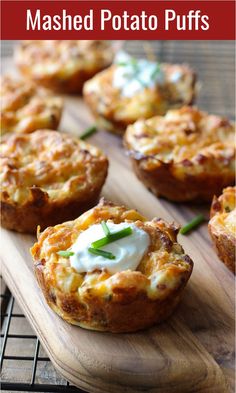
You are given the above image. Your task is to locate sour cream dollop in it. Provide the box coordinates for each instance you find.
[70,222,150,274]
[113,51,164,98]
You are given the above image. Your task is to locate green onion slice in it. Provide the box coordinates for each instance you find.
[88,247,115,259]
[57,250,74,258]
[80,125,97,140]
[101,221,111,237]
[150,63,161,80]
[116,61,128,67]
[91,227,132,249]
[180,214,205,235]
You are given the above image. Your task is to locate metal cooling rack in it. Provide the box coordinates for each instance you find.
[0,279,86,393]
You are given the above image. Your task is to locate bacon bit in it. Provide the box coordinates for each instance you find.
[157,284,167,290]
[30,187,49,207]
[182,159,193,167]
[214,118,231,128]
[1,191,9,200]
[212,199,221,212]
[80,149,92,160]
[160,233,173,251]
[196,154,207,164]
[184,126,196,135]
[169,223,180,239]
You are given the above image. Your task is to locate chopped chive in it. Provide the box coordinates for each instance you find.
[91,227,132,249]
[57,250,74,258]
[150,63,161,80]
[180,214,205,235]
[130,58,138,68]
[116,61,128,67]
[80,125,97,140]
[101,221,111,237]
[88,247,115,259]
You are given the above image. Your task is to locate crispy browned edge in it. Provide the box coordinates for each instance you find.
[35,264,190,333]
[17,66,111,95]
[1,111,62,140]
[32,199,193,333]
[83,70,197,135]
[208,195,235,273]
[1,168,108,234]
[126,158,235,203]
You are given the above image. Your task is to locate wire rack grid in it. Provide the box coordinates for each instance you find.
[0,279,87,393]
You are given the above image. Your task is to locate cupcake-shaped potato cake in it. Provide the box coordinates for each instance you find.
[124,106,235,202]
[1,131,108,233]
[15,40,114,94]
[209,187,236,273]
[83,51,196,134]
[31,199,193,333]
[1,75,62,136]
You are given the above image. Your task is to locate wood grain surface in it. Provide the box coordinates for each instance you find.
[1,42,235,393]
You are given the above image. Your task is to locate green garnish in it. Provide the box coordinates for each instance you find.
[88,247,115,259]
[150,63,161,80]
[225,206,231,212]
[57,250,74,258]
[116,61,129,67]
[91,227,132,249]
[80,125,97,140]
[101,221,111,237]
[117,56,161,88]
[117,58,139,68]
[180,214,205,235]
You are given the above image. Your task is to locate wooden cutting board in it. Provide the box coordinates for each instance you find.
[1,95,235,393]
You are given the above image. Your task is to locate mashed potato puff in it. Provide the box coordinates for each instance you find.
[1,75,62,136]
[15,40,114,94]
[83,62,196,134]
[124,106,235,202]
[208,187,236,273]
[31,199,193,333]
[1,130,108,233]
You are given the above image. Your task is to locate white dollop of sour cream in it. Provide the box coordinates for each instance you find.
[113,51,164,98]
[70,222,150,274]
[169,70,183,83]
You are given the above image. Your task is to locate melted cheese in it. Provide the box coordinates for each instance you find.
[0,130,108,204]
[0,75,62,135]
[224,210,236,234]
[125,106,235,174]
[15,40,113,78]
[30,201,193,300]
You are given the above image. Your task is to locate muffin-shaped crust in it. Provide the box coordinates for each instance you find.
[124,106,235,202]
[208,187,235,273]
[83,61,196,134]
[1,75,62,136]
[31,199,193,333]
[1,130,108,233]
[15,40,114,94]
